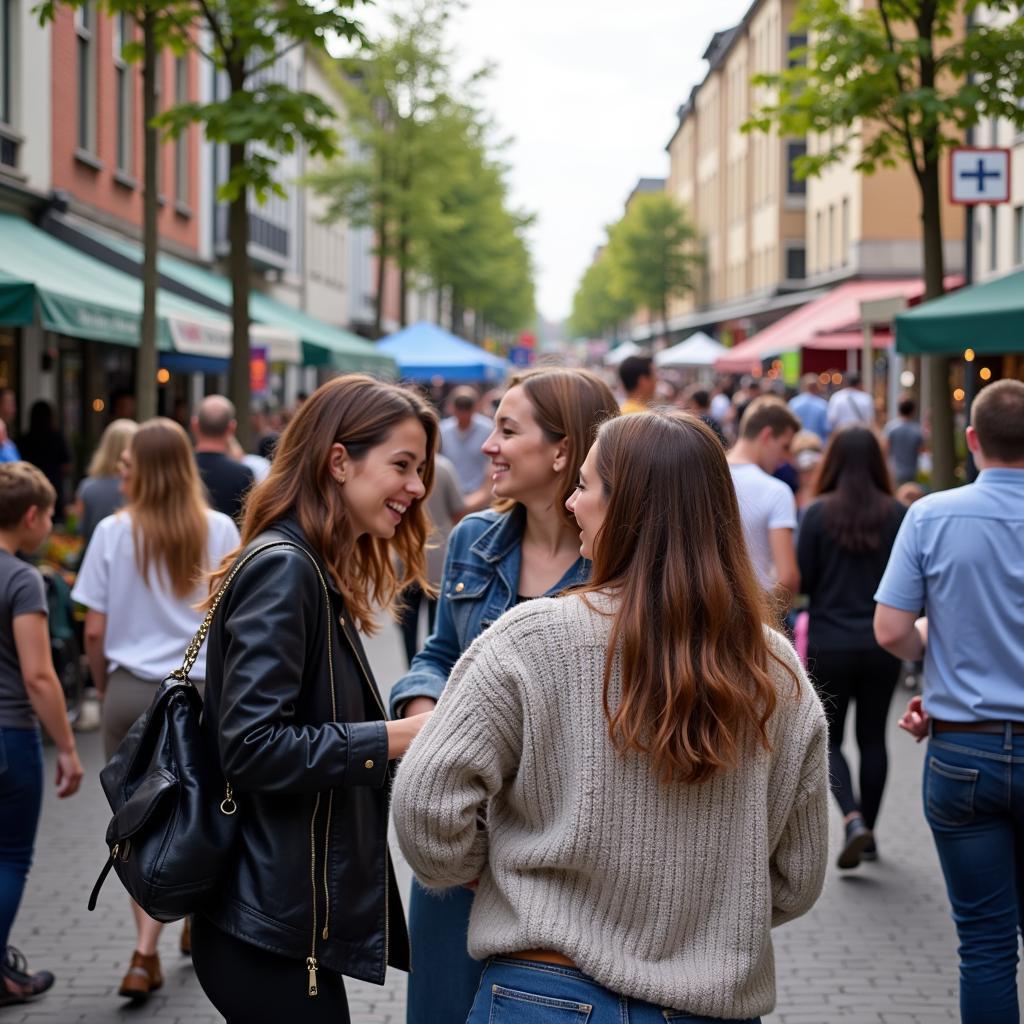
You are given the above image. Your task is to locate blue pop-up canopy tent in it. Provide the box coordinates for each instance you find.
[377,321,509,383]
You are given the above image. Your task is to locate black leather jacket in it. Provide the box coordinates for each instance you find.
[199,517,410,988]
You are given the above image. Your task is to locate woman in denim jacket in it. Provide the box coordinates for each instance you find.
[389,367,619,1024]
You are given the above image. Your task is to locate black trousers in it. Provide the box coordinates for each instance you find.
[807,645,901,830]
[399,583,438,668]
[191,914,350,1024]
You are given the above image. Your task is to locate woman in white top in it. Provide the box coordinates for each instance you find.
[71,417,239,1003]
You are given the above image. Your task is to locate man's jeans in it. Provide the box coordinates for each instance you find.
[925,728,1024,1024]
[467,958,760,1024]
[0,727,44,951]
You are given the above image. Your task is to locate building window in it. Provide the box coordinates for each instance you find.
[114,13,132,174]
[841,197,849,266]
[786,141,807,195]
[153,52,162,192]
[786,245,806,280]
[787,34,808,68]
[1014,205,1023,266]
[75,3,96,152]
[828,204,835,270]
[174,57,187,204]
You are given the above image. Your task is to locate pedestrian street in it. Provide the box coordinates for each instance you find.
[5,617,1015,1023]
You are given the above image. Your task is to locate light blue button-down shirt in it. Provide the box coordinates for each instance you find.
[788,392,829,441]
[875,468,1024,722]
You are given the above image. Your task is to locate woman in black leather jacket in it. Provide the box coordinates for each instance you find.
[191,375,438,1023]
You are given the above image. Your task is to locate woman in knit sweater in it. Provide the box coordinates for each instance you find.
[393,411,829,1023]
[389,367,619,1024]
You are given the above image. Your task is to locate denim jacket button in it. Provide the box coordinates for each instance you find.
[454,582,465,593]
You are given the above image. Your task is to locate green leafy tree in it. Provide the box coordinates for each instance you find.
[605,193,699,341]
[569,255,633,340]
[428,130,535,335]
[745,0,1024,488]
[307,1,466,336]
[156,0,364,444]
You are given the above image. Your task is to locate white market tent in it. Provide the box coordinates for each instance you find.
[603,341,644,366]
[654,332,729,368]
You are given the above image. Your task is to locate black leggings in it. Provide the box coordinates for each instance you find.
[808,645,901,830]
[191,914,350,1024]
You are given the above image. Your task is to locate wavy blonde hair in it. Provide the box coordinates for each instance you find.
[126,418,209,598]
[87,418,138,478]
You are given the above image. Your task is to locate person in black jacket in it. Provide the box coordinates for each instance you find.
[191,375,438,1023]
[797,425,905,871]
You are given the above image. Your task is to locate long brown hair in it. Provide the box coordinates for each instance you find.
[207,375,439,634]
[126,418,210,599]
[578,411,792,785]
[494,367,619,527]
[813,425,893,552]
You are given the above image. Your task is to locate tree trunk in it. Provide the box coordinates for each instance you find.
[398,226,408,329]
[135,10,159,422]
[920,154,954,490]
[227,132,252,450]
[373,218,388,339]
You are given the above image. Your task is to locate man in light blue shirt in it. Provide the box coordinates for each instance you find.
[788,374,829,441]
[874,379,1024,1022]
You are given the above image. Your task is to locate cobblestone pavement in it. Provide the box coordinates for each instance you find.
[5,621,1007,1023]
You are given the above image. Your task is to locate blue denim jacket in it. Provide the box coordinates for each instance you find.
[388,506,589,716]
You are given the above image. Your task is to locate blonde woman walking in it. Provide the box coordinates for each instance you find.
[71,418,239,1001]
[73,419,137,547]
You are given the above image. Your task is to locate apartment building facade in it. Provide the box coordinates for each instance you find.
[652,0,965,356]
[660,0,814,348]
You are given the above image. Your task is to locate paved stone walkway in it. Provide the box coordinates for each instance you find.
[4,620,1000,1022]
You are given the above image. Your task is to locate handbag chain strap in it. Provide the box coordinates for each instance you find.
[174,540,298,683]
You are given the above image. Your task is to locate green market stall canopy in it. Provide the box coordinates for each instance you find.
[894,269,1024,355]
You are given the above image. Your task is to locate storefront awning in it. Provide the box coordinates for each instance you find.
[714,278,950,372]
[895,269,1024,355]
[0,214,300,360]
[71,226,395,377]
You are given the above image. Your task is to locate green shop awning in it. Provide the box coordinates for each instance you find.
[895,269,1024,355]
[0,214,266,353]
[0,214,301,360]
[76,227,395,377]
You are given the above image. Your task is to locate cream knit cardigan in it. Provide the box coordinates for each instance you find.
[392,593,829,1018]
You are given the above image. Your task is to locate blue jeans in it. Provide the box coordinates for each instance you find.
[0,727,44,951]
[407,880,481,1024]
[467,958,761,1024]
[924,729,1024,1024]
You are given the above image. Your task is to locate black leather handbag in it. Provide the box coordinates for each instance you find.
[87,540,306,922]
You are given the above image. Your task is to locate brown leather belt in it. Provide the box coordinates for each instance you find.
[933,720,1024,735]
[505,950,577,969]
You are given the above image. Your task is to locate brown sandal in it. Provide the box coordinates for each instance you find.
[118,951,163,1001]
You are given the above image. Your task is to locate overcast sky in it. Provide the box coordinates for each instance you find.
[351,2,753,323]
[381,0,754,324]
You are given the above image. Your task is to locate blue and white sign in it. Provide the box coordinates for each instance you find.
[950,148,1011,205]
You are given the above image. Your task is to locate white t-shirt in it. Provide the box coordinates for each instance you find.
[728,463,797,590]
[826,387,874,430]
[72,509,240,682]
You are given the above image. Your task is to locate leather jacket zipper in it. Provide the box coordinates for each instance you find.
[300,553,338,997]
[337,613,390,969]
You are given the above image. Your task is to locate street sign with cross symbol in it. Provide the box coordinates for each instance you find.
[950,148,1011,204]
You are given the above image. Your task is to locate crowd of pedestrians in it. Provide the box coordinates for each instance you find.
[0,364,1020,1024]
